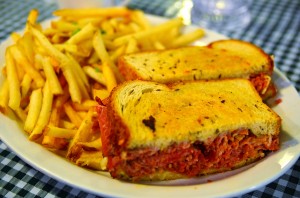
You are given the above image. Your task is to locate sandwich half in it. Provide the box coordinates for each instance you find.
[118,39,276,100]
[97,79,281,181]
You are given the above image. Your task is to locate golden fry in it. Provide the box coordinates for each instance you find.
[102,63,117,92]
[45,126,77,139]
[93,30,123,82]
[42,56,63,95]
[64,102,82,128]
[5,48,21,110]
[20,74,32,98]
[66,23,95,44]
[42,136,68,150]
[60,120,76,129]
[125,38,139,54]
[72,100,98,111]
[51,20,79,32]
[75,151,107,170]
[53,7,131,18]
[170,29,205,47]
[29,82,53,140]
[0,79,9,113]
[83,66,106,86]
[113,17,183,46]
[19,32,35,64]
[25,9,39,31]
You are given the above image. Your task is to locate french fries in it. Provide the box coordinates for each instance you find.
[0,7,205,170]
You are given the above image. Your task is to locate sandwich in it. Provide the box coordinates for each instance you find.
[96,79,281,181]
[118,39,276,100]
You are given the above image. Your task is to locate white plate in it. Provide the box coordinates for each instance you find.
[1,15,300,198]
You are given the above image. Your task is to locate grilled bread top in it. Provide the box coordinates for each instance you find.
[118,39,273,83]
[108,79,281,149]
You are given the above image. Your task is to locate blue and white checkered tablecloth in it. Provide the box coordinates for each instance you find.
[0,0,299,197]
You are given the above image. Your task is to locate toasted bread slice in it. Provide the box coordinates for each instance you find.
[97,79,281,181]
[118,39,273,83]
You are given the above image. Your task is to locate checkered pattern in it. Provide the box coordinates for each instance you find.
[0,0,300,197]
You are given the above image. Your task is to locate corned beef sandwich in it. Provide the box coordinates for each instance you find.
[97,79,281,181]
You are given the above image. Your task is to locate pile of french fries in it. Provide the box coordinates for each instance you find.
[0,7,204,170]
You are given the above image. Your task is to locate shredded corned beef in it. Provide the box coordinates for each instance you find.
[250,73,270,94]
[108,130,278,180]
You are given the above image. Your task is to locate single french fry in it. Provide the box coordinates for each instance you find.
[60,120,76,129]
[64,102,82,128]
[42,56,63,95]
[93,30,123,82]
[23,88,42,133]
[83,66,106,86]
[66,23,95,44]
[42,136,68,150]
[43,27,60,36]
[49,90,69,127]
[170,29,205,47]
[51,33,67,44]
[75,151,107,170]
[10,45,45,88]
[61,64,82,103]
[77,18,104,28]
[87,50,99,64]
[45,126,77,139]
[102,63,117,92]
[0,79,9,113]
[77,137,102,150]
[33,53,45,70]
[66,53,90,99]
[113,17,183,46]
[20,74,32,98]
[19,32,35,64]
[29,82,53,140]
[5,48,21,110]
[25,9,39,31]
[53,7,131,18]
[49,104,60,127]
[72,100,98,111]
[51,20,79,32]
[125,38,139,54]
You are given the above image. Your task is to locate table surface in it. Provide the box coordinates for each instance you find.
[0,0,299,197]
